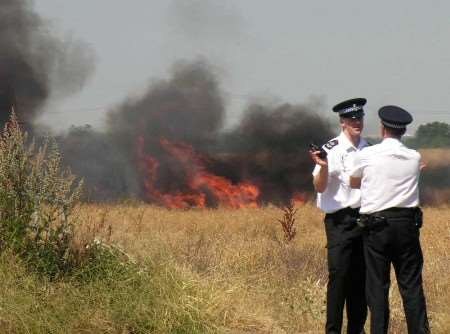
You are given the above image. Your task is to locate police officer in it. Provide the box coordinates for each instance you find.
[309,98,369,334]
[349,106,430,334]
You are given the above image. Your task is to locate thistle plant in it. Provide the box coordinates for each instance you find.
[0,112,83,278]
[278,201,298,242]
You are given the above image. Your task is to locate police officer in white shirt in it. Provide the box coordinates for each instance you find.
[349,106,430,334]
[309,98,369,334]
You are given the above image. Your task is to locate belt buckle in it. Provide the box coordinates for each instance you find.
[369,214,388,232]
[357,215,369,228]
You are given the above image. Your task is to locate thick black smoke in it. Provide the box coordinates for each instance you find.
[108,60,225,150]
[59,61,224,202]
[107,60,226,200]
[214,103,334,204]
[0,0,94,127]
[55,59,450,206]
[61,60,333,205]
[2,2,447,206]
[57,125,137,202]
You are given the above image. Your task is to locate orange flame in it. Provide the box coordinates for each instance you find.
[292,192,306,206]
[136,137,260,208]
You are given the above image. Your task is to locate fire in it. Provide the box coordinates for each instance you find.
[292,192,306,206]
[136,137,260,208]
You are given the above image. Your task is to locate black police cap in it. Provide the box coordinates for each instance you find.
[378,105,413,129]
[332,98,366,119]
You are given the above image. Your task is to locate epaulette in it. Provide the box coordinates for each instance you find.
[323,139,338,150]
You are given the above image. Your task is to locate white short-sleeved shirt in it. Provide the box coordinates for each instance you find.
[312,132,369,213]
[349,138,421,214]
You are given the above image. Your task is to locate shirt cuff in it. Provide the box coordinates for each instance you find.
[312,164,321,177]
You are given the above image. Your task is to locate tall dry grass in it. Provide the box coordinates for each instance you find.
[419,148,450,168]
[0,114,220,333]
[71,203,450,333]
[2,111,445,332]
[418,148,450,205]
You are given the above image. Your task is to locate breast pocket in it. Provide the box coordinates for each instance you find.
[344,150,361,175]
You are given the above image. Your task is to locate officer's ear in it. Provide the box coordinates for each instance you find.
[380,123,386,137]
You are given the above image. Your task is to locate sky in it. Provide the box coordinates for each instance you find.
[34,0,450,135]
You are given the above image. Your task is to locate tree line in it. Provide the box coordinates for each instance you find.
[406,121,450,148]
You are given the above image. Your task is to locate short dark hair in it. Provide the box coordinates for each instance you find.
[383,125,406,137]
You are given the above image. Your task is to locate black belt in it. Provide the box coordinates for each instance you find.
[326,207,360,226]
[328,207,360,217]
[368,207,419,219]
[359,207,422,230]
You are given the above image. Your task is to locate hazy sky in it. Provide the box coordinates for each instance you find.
[34,0,450,134]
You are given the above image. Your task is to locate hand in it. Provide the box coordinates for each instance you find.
[420,162,427,171]
[309,150,328,167]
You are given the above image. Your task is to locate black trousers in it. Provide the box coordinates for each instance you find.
[363,208,430,334]
[324,208,367,334]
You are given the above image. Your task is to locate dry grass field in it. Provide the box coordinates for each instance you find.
[418,149,450,205]
[419,148,450,168]
[71,203,450,333]
[3,116,448,333]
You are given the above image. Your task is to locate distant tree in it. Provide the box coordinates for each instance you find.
[413,122,450,148]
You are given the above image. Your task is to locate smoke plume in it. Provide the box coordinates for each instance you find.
[108,60,225,151]
[60,60,334,205]
[60,59,448,206]
[0,0,94,127]
[217,103,334,204]
[3,1,446,206]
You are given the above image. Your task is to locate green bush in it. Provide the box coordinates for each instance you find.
[0,250,218,334]
[0,114,220,333]
[412,122,450,148]
[0,113,82,278]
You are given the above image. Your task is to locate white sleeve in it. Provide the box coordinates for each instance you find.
[311,146,338,177]
[416,151,423,173]
[349,152,363,178]
[312,164,321,177]
[327,150,339,176]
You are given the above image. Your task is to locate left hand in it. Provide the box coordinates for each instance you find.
[420,162,427,171]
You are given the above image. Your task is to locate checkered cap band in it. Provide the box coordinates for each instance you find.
[339,105,363,115]
[382,120,407,129]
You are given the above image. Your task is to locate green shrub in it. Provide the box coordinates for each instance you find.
[409,121,450,148]
[0,113,82,278]
[72,240,140,284]
[0,249,218,334]
[0,113,222,333]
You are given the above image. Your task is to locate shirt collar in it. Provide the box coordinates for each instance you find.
[338,132,367,151]
[382,137,403,146]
